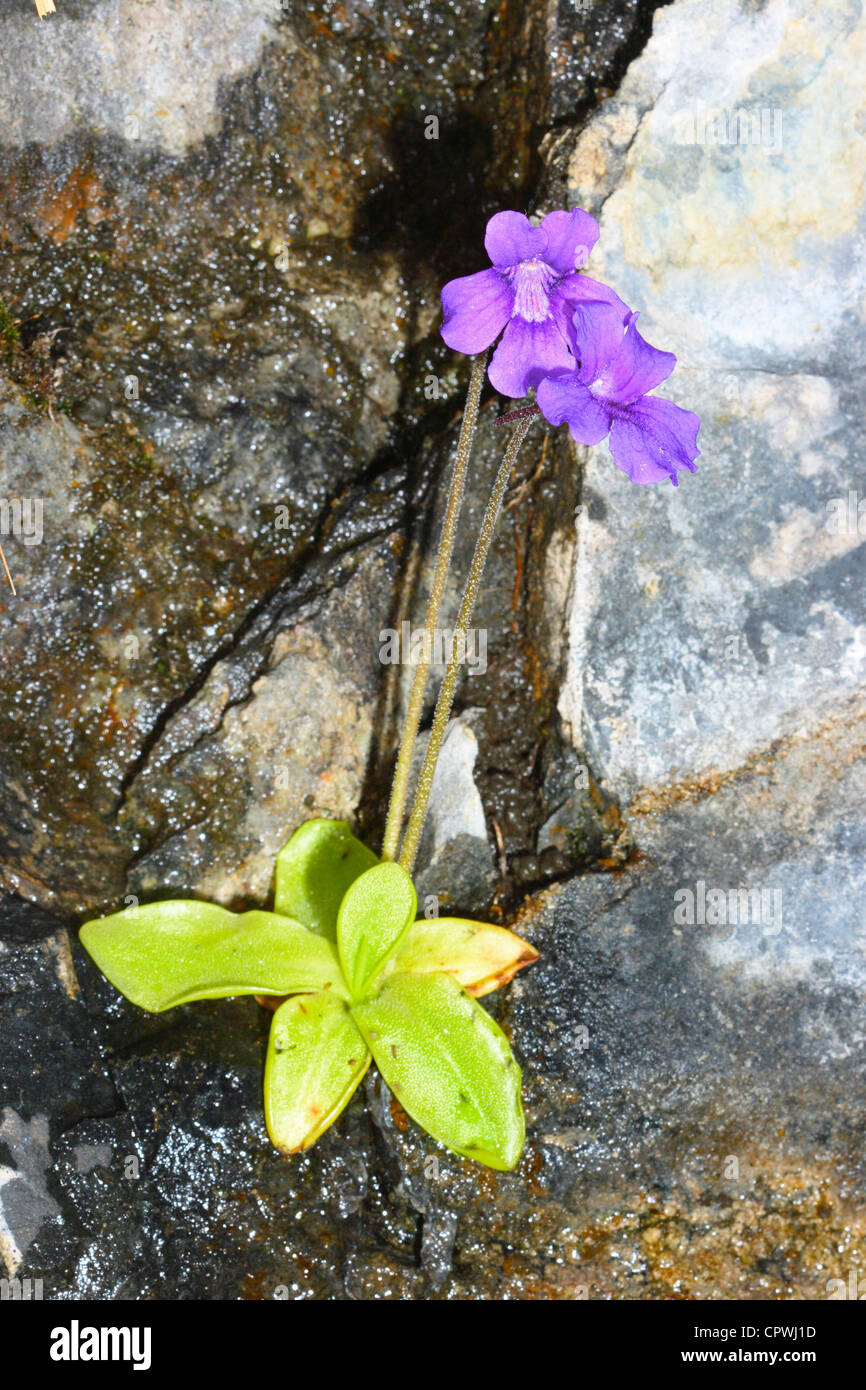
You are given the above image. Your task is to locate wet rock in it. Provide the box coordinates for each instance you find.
[122,535,399,909]
[538,744,632,873]
[4,705,865,1299]
[0,897,381,1298]
[0,0,662,914]
[0,0,625,1301]
[0,899,117,1280]
[0,0,570,915]
[543,0,663,126]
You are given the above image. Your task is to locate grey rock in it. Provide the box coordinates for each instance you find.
[409,712,498,916]
[0,0,279,156]
[550,0,866,809]
[372,697,866,1298]
[0,1110,60,1278]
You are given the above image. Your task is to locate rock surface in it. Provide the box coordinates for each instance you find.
[1,0,864,1301]
[545,0,866,806]
[408,712,498,917]
[3,698,864,1297]
[123,535,399,910]
[0,0,564,914]
[1,0,280,156]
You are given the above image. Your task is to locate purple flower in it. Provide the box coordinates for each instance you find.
[441,208,628,399]
[536,302,701,486]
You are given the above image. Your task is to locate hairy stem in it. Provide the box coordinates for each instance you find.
[381,350,488,861]
[399,412,536,873]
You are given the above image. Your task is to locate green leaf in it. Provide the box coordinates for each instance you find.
[80,901,348,1012]
[352,972,524,1171]
[264,992,370,1153]
[392,917,539,998]
[337,861,417,1000]
[273,819,378,939]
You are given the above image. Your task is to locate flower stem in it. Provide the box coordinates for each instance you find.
[493,404,541,427]
[380,350,488,861]
[399,411,536,873]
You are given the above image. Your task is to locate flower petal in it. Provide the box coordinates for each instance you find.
[598,313,676,404]
[484,210,547,267]
[441,267,512,353]
[608,395,701,485]
[564,299,630,382]
[540,207,599,272]
[536,372,612,444]
[556,273,632,316]
[488,316,574,399]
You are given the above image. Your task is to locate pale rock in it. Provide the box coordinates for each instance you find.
[558,0,866,805]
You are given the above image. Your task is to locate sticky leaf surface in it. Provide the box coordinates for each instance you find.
[274,819,378,939]
[80,902,346,1012]
[337,861,416,1000]
[265,992,370,1153]
[352,972,524,1170]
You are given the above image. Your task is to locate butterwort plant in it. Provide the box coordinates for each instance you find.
[81,205,699,1172]
[82,820,535,1168]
